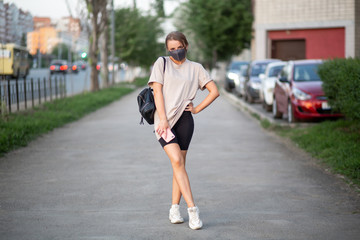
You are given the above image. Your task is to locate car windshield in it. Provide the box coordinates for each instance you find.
[229,62,247,71]
[268,65,284,77]
[293,64,321,81]
[251,63,267,76]
[240,65,248,76]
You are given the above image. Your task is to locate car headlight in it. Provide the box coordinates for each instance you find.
[293,87,312,100]
[227,72,239,81]
[250,82,261,90]
[234,78,239,85]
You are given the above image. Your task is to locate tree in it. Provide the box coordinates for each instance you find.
[99,2,109,87]
[51,43,70,60]
[114,8,163,69]
[153,0,165,18]
[84,0,108,92]
[175,0,253,68]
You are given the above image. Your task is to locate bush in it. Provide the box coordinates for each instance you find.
[318,58,360,120]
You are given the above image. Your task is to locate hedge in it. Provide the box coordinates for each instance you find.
[318,58,360,120]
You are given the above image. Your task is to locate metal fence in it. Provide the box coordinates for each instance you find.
[0,76,66,114]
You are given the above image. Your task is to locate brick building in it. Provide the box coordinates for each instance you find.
[252,0,359,60]
[33,17,52,30]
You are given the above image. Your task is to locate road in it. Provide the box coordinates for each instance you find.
[1,68,128,113]
[28,68,126,96]
[0,89,359,239]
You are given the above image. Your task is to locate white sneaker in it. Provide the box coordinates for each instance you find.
[169,204,184,224]
[187,206,203,230]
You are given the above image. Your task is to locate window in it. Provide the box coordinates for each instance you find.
[293,64,321,81]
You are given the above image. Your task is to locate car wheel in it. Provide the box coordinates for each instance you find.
[272,98,282,119]
[248,93,254,103]
[262,100,267,109]
[264,101,272,112]
[287,100,298,123]
[266,104,272,112]
[224,80,230,92]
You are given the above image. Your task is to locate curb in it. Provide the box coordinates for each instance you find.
[220,88,307,128]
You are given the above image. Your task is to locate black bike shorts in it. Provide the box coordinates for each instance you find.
[159,111,194,150]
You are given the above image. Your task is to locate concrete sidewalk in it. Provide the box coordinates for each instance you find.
[0,89,359,240]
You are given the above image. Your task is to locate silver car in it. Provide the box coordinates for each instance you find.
[233,64,249,97]
[259,61,286,111]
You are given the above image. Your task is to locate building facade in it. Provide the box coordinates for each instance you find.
[33,17,52,30]
[252,0,359,60]
[27,17,57,55]
[27,27,58,55]
[0,2,33,45]
[57,17,81,39]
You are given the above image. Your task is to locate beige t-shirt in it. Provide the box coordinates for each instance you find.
[148,56,212,140]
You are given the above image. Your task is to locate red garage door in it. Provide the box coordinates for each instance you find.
[268,28,345,60]
[272,39,306,60]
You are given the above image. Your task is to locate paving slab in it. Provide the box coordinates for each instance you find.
[0,89,359,240]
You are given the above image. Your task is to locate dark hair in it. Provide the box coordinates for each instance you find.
[165,31,188,50]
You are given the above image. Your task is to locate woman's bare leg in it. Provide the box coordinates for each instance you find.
[172,150,187,205]
[164,144,195,208]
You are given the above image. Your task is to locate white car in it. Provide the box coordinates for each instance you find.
[259,61,286,111]
[233,64,248,97]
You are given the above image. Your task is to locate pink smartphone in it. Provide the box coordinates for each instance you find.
[161,128,175,143]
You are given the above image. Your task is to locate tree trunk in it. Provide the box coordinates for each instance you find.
[90,15,99,92]
[100,9,109,88]
[85,0,108,92]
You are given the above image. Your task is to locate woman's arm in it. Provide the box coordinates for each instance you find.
[149,82,170,136]
[186,81,219,114]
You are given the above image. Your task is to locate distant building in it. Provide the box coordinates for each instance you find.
[33,17,52,30]
[0,1,5,43]
[0,2,33,45]
[57,17,81,39]
[56,16,88,59]
[252,0,359,60]
[28,16,58,55]
[27,27,58,55]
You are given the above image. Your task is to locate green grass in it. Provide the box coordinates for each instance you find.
[132,76,149,87]
[275,120,360,186]
[0,85,134,156]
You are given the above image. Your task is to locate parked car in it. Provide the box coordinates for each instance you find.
[224,61,249,92]
[259,61,286,111]
[49,60,69,74]
[233,64,249,97]
[244,59,281,103]
[272,59,342,123]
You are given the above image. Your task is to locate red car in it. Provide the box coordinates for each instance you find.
[272,59,342,123]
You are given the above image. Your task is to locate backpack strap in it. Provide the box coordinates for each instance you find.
[161,56,166,73]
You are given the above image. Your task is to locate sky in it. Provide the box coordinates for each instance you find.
[5,0,180,20]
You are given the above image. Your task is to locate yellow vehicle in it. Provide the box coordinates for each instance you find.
[0,43,30,79]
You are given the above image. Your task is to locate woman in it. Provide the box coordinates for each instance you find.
[148,31,219,230]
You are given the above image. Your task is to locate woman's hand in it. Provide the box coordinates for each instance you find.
[156,119,170,137]
[185,102,198,114]
[186,81,219,115]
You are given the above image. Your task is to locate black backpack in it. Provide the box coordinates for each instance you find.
[137,57,166,125]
